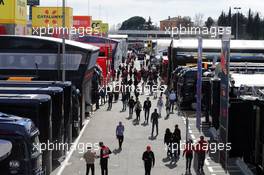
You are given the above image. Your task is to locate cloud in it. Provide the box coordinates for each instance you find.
[39,0,264,25]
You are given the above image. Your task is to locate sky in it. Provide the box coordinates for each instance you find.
[40,0,264,27]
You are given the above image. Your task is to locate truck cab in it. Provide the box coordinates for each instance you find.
[0,113,43,175]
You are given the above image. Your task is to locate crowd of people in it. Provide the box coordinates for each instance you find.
[83,54,209,175]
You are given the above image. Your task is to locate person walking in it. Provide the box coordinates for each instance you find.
[83,146,98,175]
[128,96,135,117]
[134,88,140,99]
[143,97,151,124]
[165,96,170,118]
[116,122,125,150]
[195,136,208,174]
[164,128,172,158]
[95,90,100,110]
[169,90,176,113]
[99,142,112,175]
[107,91,113,110]
[117,68,121,81]
[173,125,181,157]
[148,80,154,96]
[126,85,131,100]
[183,139,195,174]
[135,99,142,122]
[157,96,164,117]
[100,87,106,105]
[142,145,155,175]
[114,86,119,102]
[121,92,127,111]
[151,109,159,136]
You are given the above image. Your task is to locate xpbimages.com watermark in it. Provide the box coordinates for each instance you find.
[165,142,232,154]
[32,24,101,37]
[98,82,167,94]
[33,141,232,154]
[34,141,100,154]
[165,24,232,38]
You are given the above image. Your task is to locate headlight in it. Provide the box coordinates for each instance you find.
[9,160,20,169]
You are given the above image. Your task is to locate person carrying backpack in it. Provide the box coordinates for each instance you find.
[135,99,142,122]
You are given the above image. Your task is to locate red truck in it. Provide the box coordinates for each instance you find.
[76,36,115,86]
[95,43,112,85]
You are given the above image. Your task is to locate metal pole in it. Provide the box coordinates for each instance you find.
[234,7,241,40]
[236,11,238,39]
[186,113,189,142]
[62,0,66,82]
[88,0,90,16]
[222,32,231,174]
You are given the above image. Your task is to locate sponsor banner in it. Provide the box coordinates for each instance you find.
[32,7,73,28]
[73,16,91,29]
[91,20,102,29]
[219,38,230,170]
[196,37,202,131]
[100,23,109,34]
[0,0,27,25]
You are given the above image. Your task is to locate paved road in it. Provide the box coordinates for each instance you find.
[52,91,241,175]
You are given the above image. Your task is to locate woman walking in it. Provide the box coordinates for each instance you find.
[165,96,170,119]
[164,128,172,158]
[157,96,164,117]
[183,139,195,174]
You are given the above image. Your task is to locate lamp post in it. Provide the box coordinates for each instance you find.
[88,0,90,15]
[62,0,66,82]
[234,7,241,40]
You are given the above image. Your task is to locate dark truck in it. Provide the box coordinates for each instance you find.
[0,87,65,165]
[177,68,198,108]
[0,113,43,175]
[0,94,52,174]
[0,81,78,140]
[228,96,264,174]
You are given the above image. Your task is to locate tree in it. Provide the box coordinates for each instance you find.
[181,16,193,27]
[227,7,232,26]
[146,16,152,30]
[246,9,254,39]
[218,11,227,26]
[252,13,261,39]
[205,17,214,29]
[261,20,264,39]
[119,16,146,30]
[217,8,264,39]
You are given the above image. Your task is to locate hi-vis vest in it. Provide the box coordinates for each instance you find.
[102,146,110,158]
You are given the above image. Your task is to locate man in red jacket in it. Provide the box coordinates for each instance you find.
[142,145,155,175]
[99,142,112,175]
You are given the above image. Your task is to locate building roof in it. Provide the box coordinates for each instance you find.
[160,16,182,22]
[231,73,264,87]
[172,39,264,50]
[0,35,99,52]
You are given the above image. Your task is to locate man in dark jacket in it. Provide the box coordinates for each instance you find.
[121,92,127,111]
[172,124,181,160]
[151,109,159,136]
[128,96,135,117]
[143,97,152,124]
[142,145,155,175]
[107,91,113,110]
